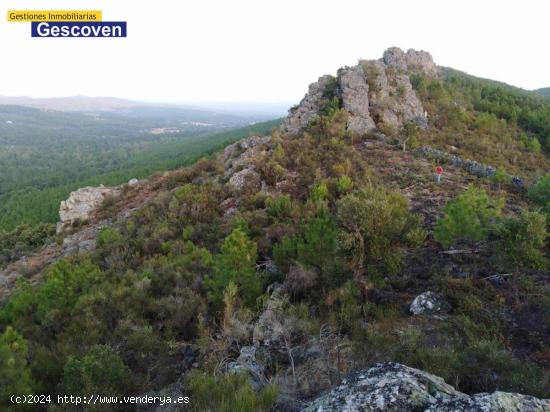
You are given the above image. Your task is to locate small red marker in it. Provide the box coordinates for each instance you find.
[435,166,443,183]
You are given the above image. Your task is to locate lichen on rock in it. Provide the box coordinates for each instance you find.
[302,362,550,412]
[409,291,449,318]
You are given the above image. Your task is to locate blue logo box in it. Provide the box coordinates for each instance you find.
[31,21,127,37]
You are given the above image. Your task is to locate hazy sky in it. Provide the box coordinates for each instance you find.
[2,0,549,104]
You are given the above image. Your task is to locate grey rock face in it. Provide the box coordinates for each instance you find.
[409,291,449,317]
[57,185,119,234]
[222,135,271,175]
[430,391,550,412]
[339,65,376,134]
[303,362,465,411]
[227,168,261,195]
[282,47,432,136]
[383,47,439,77]
[253,286,289,351]
[302,362,550,412]
[281,75,337,135]
[225,346,266,392]
[367,67,426,130]
[417,146,498,178]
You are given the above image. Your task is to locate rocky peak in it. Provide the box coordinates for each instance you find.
[281,47,435,136]
[382,47,438,77]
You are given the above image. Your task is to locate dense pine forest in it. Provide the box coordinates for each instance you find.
[0,103,279,230]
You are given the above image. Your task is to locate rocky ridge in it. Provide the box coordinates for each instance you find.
[281,47,434,136]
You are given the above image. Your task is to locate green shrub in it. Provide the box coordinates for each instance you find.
[526,136,542,153]
[204,228,260,309]
[336,187,425,277]
[0,327,34,410]
[494,210,548,271]
[310,182,329,203]
[0,259,103,334]
[456,340,548,396]
[528,172,550,205]
[266,195,292,219]
[402,122,420,152]
[325,280,363,331]
[490,168,509,187]
[296,206,339,285]
[0,223,55,264]
[186,371,278,412]
[434,187,504,248]
[97,227,124,248]
[273,205,339,287]
[60,345,131,396]
[336,175,353,195]
[273,235,298,274]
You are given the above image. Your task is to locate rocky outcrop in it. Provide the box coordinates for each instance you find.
[382,47,439,77]
[227,168,262,195]
[339,66,376,134]
[57,185,120,234]
[417,146,497,178]
[361,60,426,130]
[224,346,266,392]
[409,291,449,318]
[222,135,271,196]
[222,135,271,177]
[417,146,528,189]
[432,391,550,412]
[253,285,290,352]
[303,362,549,412]
[282,47,433,136]
[281,75,337,135]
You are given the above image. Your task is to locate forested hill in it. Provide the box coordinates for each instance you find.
[535,87,550,98]
[0,103,280,230]
[0,48,549,411]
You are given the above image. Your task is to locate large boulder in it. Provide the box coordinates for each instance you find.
[409,291,449,318]
[302,362,550,411]
[227,168,262,195]
[57,185,119,234]
[431,391,550,412]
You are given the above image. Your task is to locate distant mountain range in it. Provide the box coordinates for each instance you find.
[0,95,150,113]
[534,87,550,98]
[0,95,289,117]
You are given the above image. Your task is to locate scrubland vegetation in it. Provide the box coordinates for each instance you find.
[1,70,550,411]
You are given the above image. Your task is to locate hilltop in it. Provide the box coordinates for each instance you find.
[0,48,549,411]
[535,87,550,98]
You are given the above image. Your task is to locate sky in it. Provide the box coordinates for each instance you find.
[2,0,549,106]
